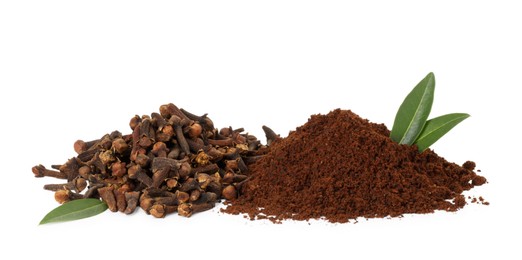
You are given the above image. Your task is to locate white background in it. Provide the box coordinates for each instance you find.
[1,1,520,259]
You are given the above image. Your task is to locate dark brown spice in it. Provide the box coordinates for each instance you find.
[223,109,487,223]
[33,103,269,218]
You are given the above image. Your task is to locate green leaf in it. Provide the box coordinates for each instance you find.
[414,113,470,152]
[39,198,108,225]
[390,72,435,145]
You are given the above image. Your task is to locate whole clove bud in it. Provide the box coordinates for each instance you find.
[111,162,127,177]
[179,178,199,192]
[98,186,117,212]
[115,185,131,212]
[135,154,150,168]
[187,123,202,139]
[152,142,169,158]
[124,191,140,214]
[176,191,190,204]
[43,177,87,193]
[262,125,280,146]
[128,164,153,187]
[112,138,129,154]
[99,150,116,165]
[150,204,177,218]
[32,165,67,179]
[54,189,84,204]
[222,185,237,200]
[73,139,99,154]
[178,202,215,217]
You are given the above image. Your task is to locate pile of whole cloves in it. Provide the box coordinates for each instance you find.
[32,103,278,218]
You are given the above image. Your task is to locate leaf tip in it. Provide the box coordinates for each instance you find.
[426,72,435,85]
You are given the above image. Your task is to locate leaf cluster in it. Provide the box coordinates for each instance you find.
[390,72,469,152]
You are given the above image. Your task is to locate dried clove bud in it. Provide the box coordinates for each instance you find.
[98,186,117,212]
[111,162,127,177]
[140,195,155,214]
[78,165,92,179]
[43,177,87,193]
[129,115,141,130]
[151,112,167,131]
[99,150,116,165]
[178,202,215,217]
[128,164,153,187]
[54,189,84,204]
[73,139,99,154]
[32,165,68,179]
[179,178,199,192]
[150,204,177,218]
[170,115,191,155]
[84,183,104,198]
[159,103,190,120]
[262,125,280,146]
[206,181,222,198]
[192,192,217,204]
[187,123,202,139]
[167,145,181,159]
[115,185,131,212]
[124,191,140,214]
[195,173,212,189]
[176,191,190,204]
[179,161,192,179]
[222,185,237,200]
[189,189,202,202]
[112,138,129,154]
[152,142,169,158]
[165,178,179,190]
[135,154,150,168]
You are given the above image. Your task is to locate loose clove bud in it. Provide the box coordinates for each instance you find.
[54,189,84,204]
[124,191,140,214]
[262,125,280,146]
[187,123,202,139]
[115,185,131,212]
[98,186,117,212]
[32,165,68,179]
[73,139,99,154]
[43,177,87,193]
[111,162,127,177]
[128,164,153,187]
[112,138,129,154]
[84,183,104,198]
[152,142,169,158]
[178,202,215,217]
[170,115,191,155]
[222,185,237,200]
[150,204,177,218]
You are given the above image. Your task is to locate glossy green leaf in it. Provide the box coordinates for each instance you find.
[414,113,470,152]
[39,198,108,225]
[390,72,435,145]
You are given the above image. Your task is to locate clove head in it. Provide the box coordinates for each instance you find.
[222,185,237,200]
[188,123,202,139]
[112,138,129,154]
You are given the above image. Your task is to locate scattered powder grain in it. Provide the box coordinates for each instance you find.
[223,109,487,223]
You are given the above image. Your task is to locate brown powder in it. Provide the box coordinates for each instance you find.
[223,109,487,223]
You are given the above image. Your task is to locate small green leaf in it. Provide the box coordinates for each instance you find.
[390,72,435,145]
[414,113,470,152]
[39,198,108,225]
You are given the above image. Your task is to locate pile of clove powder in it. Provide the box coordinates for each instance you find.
[32,103,275,218]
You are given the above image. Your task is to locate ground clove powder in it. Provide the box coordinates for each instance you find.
[223,109,487,223]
